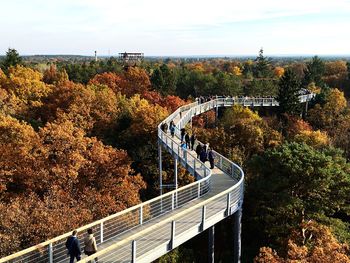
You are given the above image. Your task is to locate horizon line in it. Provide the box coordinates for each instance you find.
[2,53,350,58]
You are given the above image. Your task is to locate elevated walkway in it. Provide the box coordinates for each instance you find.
[0,94,314,263]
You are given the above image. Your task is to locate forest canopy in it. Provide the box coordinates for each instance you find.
[0,49,350,262]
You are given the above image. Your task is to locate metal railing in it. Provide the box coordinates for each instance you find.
[1,94,314,263]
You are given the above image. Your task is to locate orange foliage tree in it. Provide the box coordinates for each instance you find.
[89,67,151,98]
[43,64,69,84]
[0,115,145,257]
[254,221,350,263]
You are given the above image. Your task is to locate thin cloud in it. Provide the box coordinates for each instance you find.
[0,0,350,55]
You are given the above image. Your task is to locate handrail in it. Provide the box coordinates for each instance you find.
[0,94,314,263]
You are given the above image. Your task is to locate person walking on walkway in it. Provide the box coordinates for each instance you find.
[208,148,215,169]
[84,228,98,263]
[170,125,175,138]
[65,230,81,263]
[169,121,175,138]
[190,133,196,150]
[196,143,203,159]
[185,132,190,149]
[200,148,208,163]
[181,128,186,142]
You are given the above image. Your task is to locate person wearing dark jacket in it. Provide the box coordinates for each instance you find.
[185,133,190,149]
[66,230,82,263]
[196,143,203,159]
[200,148,207,163]
[181,128,186,142]
[170,125,175,138]
[208,148,215,169]
[190,134,196,150]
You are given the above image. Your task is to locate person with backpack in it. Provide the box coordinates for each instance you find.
[84,228,98,263]
[208,148,215,169]
[200,148,207,163]
[65,230,81,263]
[196,143,203,158]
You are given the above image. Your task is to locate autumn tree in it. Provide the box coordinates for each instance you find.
[0,116,146,256]
[122,66,152,97]
[88,72,124,94]
[43,64,69,84]
[307,88,347,130]
[194,105,281,164]
[1,65,51,121]
[254,221,350,262]
[274,67,285,78]
[293,129,329,149]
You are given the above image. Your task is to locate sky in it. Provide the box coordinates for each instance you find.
[1,0,350,56]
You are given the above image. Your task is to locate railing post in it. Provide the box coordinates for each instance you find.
[100,221,104,243]
[201,206,206,231]
[219,156,223,169]
[132,240,137,263]
[193,159,196,178]
[170,221,176,249]
[139,206,143,225]
[208,226,215,263]
[231,163,235,179]
[226,193,231,216]
[48,243,53,263]
[159,143,163,196]
[172,192,175,210]
[198,182,201,198]
[174,157,178,190]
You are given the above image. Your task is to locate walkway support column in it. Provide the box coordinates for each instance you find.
[174,157,178,190]
[174,157,178,207]
[215,104,219,127]
[305,101,309,116]
[208,225,215,263]
[233,208,242,263]
[158,142,162,196]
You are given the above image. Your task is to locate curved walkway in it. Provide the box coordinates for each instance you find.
[0,94,314,263]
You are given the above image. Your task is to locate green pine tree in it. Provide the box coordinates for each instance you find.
[303,56,325,88]
[1,48,22,73]
[254,48,271,78]
[277,69,301,116]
